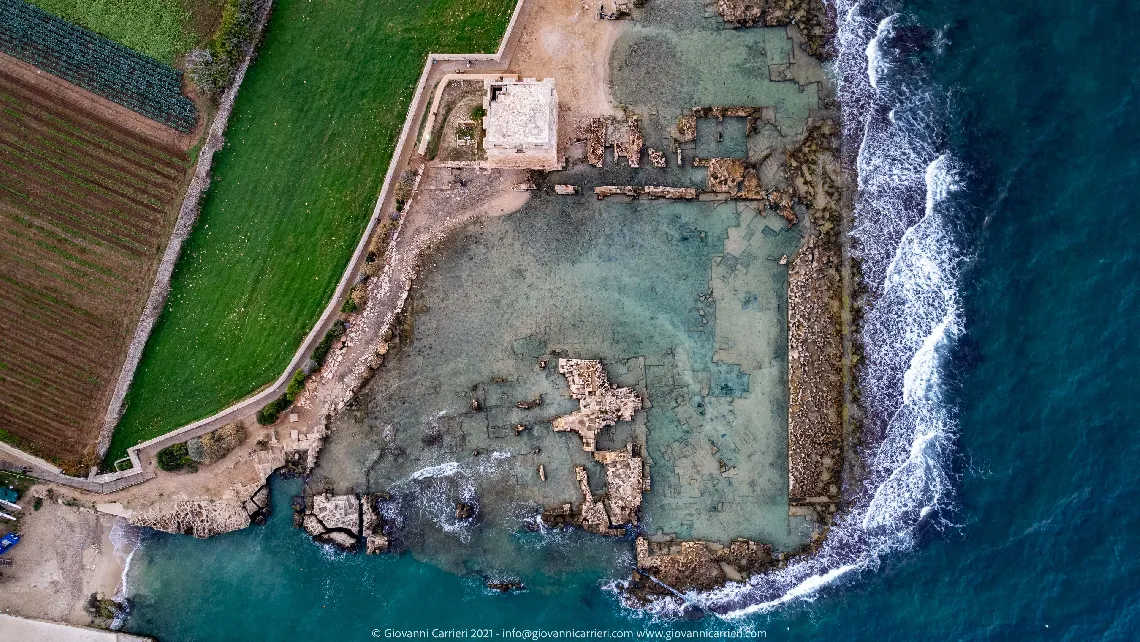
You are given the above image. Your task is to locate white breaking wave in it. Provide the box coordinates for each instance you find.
[394,451,514,541]
[641,0,968,618]
[109,518,144,630]
[406,450,511,481]
[865,14,900,89]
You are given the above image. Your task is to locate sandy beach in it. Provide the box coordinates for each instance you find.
[0,486,125,626]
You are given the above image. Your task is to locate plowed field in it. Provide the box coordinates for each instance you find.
[0,59,187,467]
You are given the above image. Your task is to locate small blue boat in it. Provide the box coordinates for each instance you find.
[0,532,19,555]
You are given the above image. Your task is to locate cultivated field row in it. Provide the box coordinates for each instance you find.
[0,60,187,466]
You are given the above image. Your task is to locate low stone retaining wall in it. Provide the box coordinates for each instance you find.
[11,0,532,494]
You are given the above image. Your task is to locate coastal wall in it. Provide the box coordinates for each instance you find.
[95,0,277,461]
[0,615,152,641]
[2,0,533,495]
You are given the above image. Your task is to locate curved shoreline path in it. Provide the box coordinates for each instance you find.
[0,0,534,493]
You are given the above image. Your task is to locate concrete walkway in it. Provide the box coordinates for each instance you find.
[0,615,152,641]
[1,0,537,495]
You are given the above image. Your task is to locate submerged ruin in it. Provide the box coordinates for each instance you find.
[295,0,850,608]
[552,359,643,451]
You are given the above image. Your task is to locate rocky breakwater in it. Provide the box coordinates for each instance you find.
[716,0,836,60]
[786,117,845,522]
[129,421,328,538]
[296,492,390,553]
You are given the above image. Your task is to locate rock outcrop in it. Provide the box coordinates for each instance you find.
[613,117,643,168]
[627,536,774,600]
[362,496,390,554]
[674,114,697,142]
[296,492,392,553]
[716,0,836,60]
[587,117,606,166]
[574,466,622,535]
[131,492,259,538]
[594,449,643,526]
[552,359,643,451]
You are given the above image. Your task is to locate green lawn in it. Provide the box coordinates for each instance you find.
[27,0,203,63]
[106,0,516,463]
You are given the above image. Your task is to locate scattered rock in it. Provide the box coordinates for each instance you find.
[456,502,475,521]
[515,396,543,410]
[674,114,697,142]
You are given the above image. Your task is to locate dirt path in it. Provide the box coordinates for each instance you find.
[509,0,623,148]
[1,0,624,520]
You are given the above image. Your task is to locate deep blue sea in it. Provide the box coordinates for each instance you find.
[121,0,1140,638]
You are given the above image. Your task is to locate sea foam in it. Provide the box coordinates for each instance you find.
[649,0,969,617]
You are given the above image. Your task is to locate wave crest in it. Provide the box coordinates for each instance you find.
[645,0,968,617]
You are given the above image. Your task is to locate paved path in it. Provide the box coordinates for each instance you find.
[1,0,537,495]
[0,614,152,641]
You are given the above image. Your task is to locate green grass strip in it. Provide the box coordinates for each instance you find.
[107,0,517,462]
[23,0,198,64]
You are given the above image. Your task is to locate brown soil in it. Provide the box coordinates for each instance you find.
[509,0,624,150]
[0,58,193,465]
[0,52,197,152]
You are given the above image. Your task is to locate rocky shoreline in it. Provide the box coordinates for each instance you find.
[39,0,859,616]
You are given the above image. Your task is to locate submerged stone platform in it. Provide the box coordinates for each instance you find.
[552,359,643,451]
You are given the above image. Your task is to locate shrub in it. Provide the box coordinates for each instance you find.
[156,443,192,471]
[341,285,367,313]
[191,422,247,463]
[285,369,307,402]
[186,0,258,97]
[470,106,486,120]
[256,396,290,425]
[311,320,347,366]
[352,285,369,308]
[33,497,42,511]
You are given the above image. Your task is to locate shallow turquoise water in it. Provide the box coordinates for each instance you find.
[124,0,1140,638]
